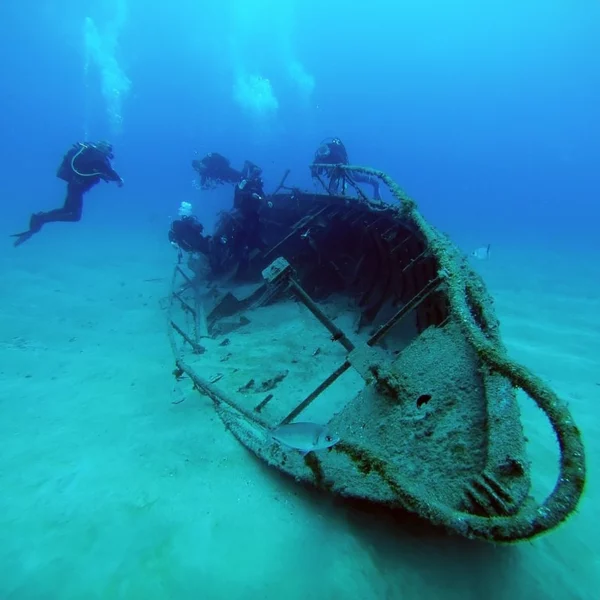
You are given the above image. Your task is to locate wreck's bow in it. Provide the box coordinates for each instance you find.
[167,165,585,543]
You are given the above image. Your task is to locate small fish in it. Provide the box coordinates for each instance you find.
[471,244,491,260]
[271,422,340,455]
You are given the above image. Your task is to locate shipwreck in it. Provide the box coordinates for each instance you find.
[166,164,585,543]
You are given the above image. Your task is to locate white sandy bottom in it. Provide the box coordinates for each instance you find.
[0,232,598,600]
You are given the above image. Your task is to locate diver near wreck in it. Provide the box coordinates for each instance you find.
[191,152,243,190]
[310,137,382,200]
[11,141,124,247]
[168,201,211,255]
[229,159,271,267]
[173,153,272,277]
[191,151,269,210]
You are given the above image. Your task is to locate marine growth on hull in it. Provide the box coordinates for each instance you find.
[167,164,586,544]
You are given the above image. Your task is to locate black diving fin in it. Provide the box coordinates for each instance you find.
[10,229,37,247]
[11,213,44,247]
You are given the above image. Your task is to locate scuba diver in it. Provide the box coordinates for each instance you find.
[11,140,124,247]
[310,137,382,201]
[168,201,211,255]
[206,158,271,278]
[191,151,270,242]
[191,151,270,251]
[231,160,270,262]
[191,152,243,190]
[184,153,272,278]
[233,160,267,216]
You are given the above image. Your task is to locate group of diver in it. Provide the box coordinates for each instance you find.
[10,137,381,251]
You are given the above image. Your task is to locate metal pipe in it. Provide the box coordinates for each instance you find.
[280,361,351,425]
[289,279,355,353]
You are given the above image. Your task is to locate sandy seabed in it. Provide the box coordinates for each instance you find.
[0,225,598,600]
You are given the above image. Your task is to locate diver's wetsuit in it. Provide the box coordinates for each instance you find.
[168,216,211,254]
[233,162,268,252]
[311,138,381,200]
[189,152,269,277]
[11,141,123,247]
[192,152,243,190]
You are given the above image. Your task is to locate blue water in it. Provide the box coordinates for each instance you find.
[1,1,599,598]
[1,0,598,244]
